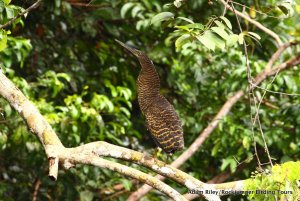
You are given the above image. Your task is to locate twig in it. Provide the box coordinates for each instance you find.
[265,41,297,71]
[32,178,41,201]
[253,41,299,126]
[68,2,109,8]
[126,52,300,201]
[229,1,290,19]
[218,0,283,46]
[0,0,42,29]
[251,83,300,96]
[228,0,265,167]
[103,189,128,201]
[222,0,230,16]
[261,100,279,110]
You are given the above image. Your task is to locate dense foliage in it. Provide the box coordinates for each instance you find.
[0,0,299,200]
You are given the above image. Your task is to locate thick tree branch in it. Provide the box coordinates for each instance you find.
[60,148,187,201]
[0,0,42,29]
[63,141,222,201]
[126,50,300,200]
[0,69,217,201]
[219,0,283,46]
[0,69,64,180]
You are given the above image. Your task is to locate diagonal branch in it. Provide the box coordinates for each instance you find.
[264,41,298,71]
[0,0,42,29]
[126,50,300,200]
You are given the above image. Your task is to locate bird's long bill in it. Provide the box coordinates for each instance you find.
[115,39,138,57]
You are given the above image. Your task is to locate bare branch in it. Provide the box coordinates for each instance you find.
[61,141,221,201]
[68,2,109,8]
[32,178,41,201]
[265,41,298,71]
[0,69,64,179]
[218,0,283,46]
[0,0,42,29]
[61,149,188,201]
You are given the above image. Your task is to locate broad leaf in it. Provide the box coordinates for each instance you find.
[120,2,135,18]
[175,34,190,50]
[151,12,174,24]
[220,16,232,29]
[211,26,229,39]
[177,16,194,24]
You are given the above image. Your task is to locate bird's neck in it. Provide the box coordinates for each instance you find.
[136,56,160,112]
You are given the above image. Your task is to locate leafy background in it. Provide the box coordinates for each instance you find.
[0,0,299,200]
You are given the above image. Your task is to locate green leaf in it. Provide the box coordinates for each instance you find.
[238,32,245,45]
[214,20,226,29]
[283,75,296,90]
[221,158,231,171]
[0,31,8,52]
[175,25,190,31]
[211,26,229,39]
[211,141,220,156]
[196,32,215,51]
[79,190,93,201]
[0,1,4,12]
[5,6,14,19]
[177,16,194,24]
[230,159,237,172]
[120,2,135,18]
[131,5,144,18]
[121,179,132,191]
[244,32,261,45]
[120,107,131,117]
[57,73,71,82]
[2,0,11,5]
[220,16,232,29]
[151,12,174,24]
[175,34,190,50]
[174,0,182,8]
[175,23,204,31]
[278,2,293,16]
[185,23,204,30]
[136,19,148,30]
[117,86,132,100]
[226,34,239,47]
[205,30,225,49]
[247,31,261,40]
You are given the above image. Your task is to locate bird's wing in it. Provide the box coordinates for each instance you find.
[144,97,184,153]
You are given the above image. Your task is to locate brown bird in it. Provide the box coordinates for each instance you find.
[116,39,184,153]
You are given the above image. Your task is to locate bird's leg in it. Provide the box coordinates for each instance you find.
[166,153,173,164]
[153,147,163,158]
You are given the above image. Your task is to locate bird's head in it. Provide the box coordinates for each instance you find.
[115,39,145,58]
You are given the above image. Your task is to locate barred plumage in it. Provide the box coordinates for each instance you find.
[116,39,184,153]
